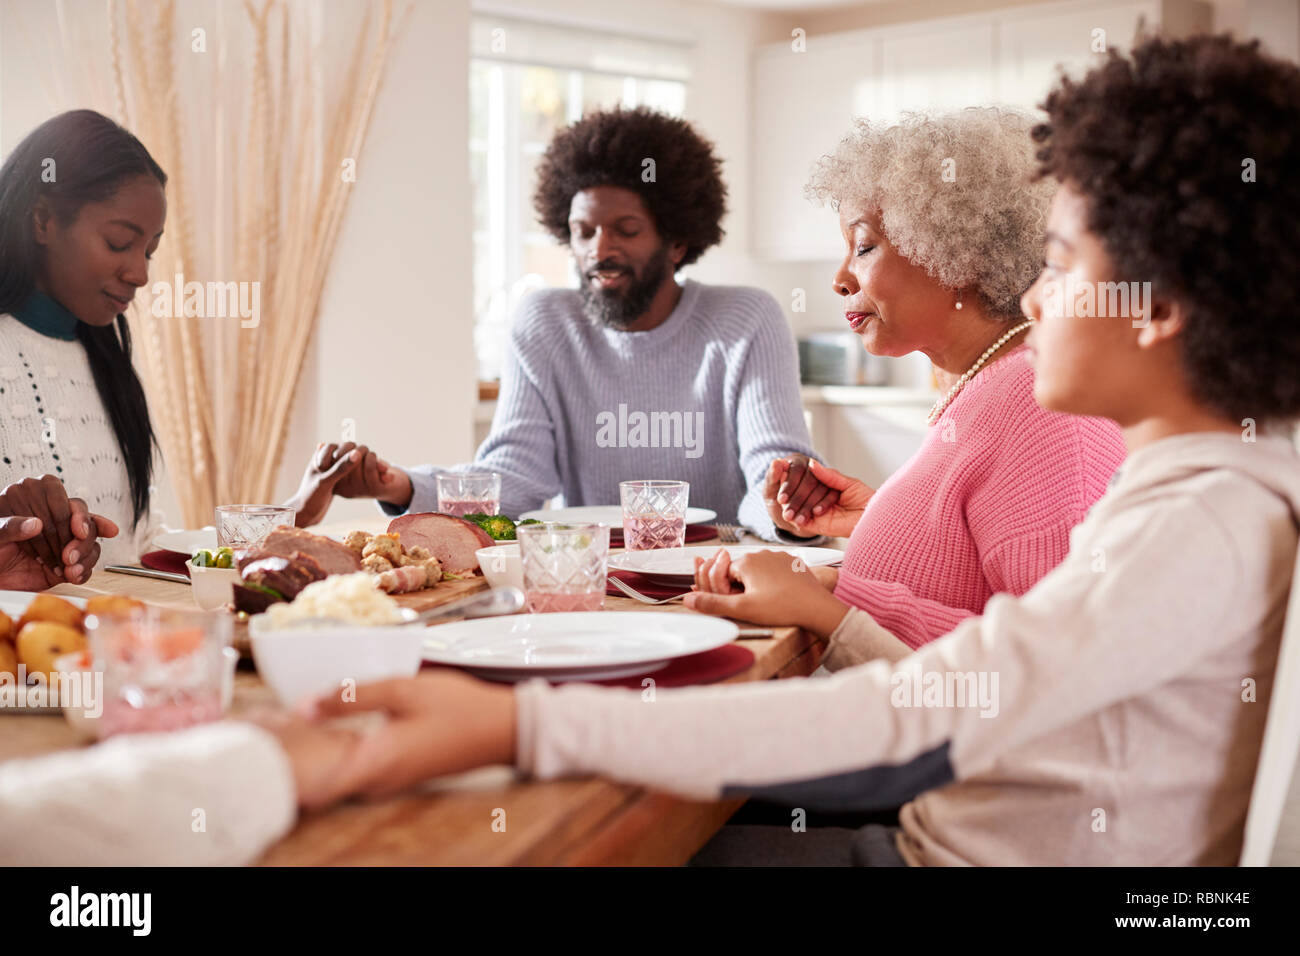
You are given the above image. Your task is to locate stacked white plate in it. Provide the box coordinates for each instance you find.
[422,611,738,682]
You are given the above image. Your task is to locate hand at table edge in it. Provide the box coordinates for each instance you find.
[271,671,518,808]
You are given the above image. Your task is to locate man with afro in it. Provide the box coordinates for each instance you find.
[302,107,822,539]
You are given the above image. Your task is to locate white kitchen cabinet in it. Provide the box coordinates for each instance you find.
[995,0,1161,112]
[865,18,997,123]
[752,0,1210,260]
[803,388,932,489]
[751,33,872,261]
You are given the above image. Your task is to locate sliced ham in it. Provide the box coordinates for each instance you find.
[387,512,490,575]
[258,526,362,576]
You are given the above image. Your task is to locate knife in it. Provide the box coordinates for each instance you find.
[105,564,191,585]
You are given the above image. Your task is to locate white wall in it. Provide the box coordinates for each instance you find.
[281,0,474,524]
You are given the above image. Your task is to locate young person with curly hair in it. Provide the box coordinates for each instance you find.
[289,107,820,538]
[250,34,1298,868]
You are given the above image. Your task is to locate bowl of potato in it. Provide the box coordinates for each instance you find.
[0,593,144,709]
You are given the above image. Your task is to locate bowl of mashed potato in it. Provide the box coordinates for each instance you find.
[249,573,425,707]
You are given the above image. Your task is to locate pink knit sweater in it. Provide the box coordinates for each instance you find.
[832,345,1126,649]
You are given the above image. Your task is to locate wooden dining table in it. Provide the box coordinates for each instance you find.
[1,518,835,866]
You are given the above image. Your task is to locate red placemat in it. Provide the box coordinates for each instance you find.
[610,524,717,548]
[574,644,754,687]
[424,645,754,688]
[606,569,692,600]
[142,549,191,577]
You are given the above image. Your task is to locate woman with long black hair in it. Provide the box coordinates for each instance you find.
[0,109,166,572]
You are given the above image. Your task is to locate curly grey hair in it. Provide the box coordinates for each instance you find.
[806,108,1053,319]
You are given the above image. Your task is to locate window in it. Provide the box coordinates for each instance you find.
[469,15,690,380]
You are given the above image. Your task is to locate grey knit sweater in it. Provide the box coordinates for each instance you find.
[387,279,820,539]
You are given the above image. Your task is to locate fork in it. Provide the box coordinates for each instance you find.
[714,523,749,543]
[608,575,686,605]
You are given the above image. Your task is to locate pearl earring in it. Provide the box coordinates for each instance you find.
[955,293,963,311]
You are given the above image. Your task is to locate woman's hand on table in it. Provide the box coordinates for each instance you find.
[683,548,851,638]
[0,476,118,588]
[283,671,516,804]
[288,442,413,527]
[764,455,872,538]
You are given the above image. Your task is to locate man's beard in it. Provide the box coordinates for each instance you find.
[576,244,673,330]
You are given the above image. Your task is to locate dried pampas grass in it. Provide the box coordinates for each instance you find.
[60,0,407,526]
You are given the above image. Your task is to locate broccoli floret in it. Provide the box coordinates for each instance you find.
[517,518,542,526]
[461,512,489,524]
[480,514,518,540]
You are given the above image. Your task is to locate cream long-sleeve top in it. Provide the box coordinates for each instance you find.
[0,722,296,865]
[515,432,1300,866]
[1,297,159,567]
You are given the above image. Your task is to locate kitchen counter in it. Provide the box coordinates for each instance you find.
[800,384,937,407]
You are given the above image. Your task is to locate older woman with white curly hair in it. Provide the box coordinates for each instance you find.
[686,108,1127,658]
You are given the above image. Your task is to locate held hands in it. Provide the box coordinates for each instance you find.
[289,441,413,527]
[0,475,118,589]
[255,671,516,809]
[682,548,850,637]
[764,455,874,538]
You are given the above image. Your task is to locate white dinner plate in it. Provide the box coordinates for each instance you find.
[517,505,717,526]
[152,528,217,556]
[0,591,89,714]
[422,611,738,682]
[609,544,844,579]
[0,589,88,619]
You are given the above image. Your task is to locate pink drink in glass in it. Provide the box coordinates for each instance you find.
[619,480,690,551]
[437,473,502,517]
[87,609,231,740]
[518,522,608,613]
[99,692,224,736]
[622,513,686,551]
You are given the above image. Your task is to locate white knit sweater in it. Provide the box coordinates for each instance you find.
[0,315,157,566]
[0,722,297,865]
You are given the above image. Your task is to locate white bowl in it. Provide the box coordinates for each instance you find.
[189,561,240,611]
[248,612,425,708]
[476,543,522,590]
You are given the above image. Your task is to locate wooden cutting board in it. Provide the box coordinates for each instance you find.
[390,574,489,612]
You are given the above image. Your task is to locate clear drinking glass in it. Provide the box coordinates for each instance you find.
[619,480,690,550]
[85,607,232,739]
[215,504,295,550]
[437,472,501,517]
[517,522,609,613]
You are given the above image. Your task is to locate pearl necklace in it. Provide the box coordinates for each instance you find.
[926,321,1033,426]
